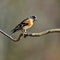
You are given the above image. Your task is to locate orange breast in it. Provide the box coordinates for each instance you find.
[25,19,33,26]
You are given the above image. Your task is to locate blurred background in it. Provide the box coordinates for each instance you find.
[0,0,60,60]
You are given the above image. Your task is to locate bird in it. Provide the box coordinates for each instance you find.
[11,16,37,34]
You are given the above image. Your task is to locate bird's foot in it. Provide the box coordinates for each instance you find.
[23,32,27,34]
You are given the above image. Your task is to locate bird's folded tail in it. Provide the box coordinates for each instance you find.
[10,28,17,34]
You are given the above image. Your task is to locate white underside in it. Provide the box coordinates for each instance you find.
[23,25,32,30]
[23,26,32,32]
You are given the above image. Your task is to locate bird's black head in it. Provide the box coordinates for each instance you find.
[30,16,37,19]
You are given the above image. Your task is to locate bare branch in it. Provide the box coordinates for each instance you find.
[24,29,60,37]
[0,29,23,42]
[0,29,60,42]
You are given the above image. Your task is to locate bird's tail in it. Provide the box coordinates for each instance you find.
[10,28,17,34]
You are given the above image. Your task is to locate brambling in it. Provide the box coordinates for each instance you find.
[11,16,36,34]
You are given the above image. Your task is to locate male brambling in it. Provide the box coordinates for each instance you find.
[11,16,37,34]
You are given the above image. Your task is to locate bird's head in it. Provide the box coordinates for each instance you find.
[30,16,37,21]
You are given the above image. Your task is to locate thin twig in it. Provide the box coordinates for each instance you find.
[0,29,23,42]
[0,29,60,42]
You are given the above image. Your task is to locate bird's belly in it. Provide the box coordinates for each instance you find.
[23,25,32,30]
[23,19,33,30]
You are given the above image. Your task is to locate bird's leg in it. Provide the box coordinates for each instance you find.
[24,29,27,33]
[25,29,26,33]
[23,29,27,35]
[23,29,27,38]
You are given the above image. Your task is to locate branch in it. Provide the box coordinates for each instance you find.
[0,29,60,42]
[24,29,60,37]
[0,29,23,42]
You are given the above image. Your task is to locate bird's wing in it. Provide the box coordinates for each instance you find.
[20,18,29,26]
[11,18,29,34]
[11,24,22,33]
